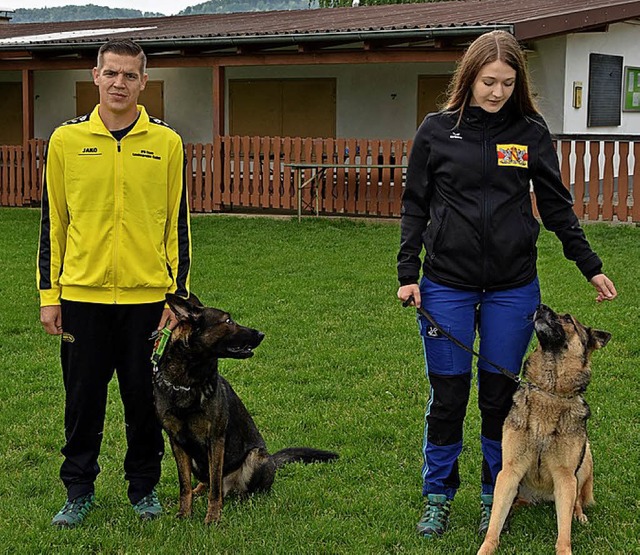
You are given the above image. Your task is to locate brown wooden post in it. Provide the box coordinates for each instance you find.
[231,136,242,207]
[193,143,204,212]
[271,137,282,209]
[22,69,34,149]
[601,141,614,220]
[22,70,35,203]
[282,137,292,210]
[633,142,640,223]
[573,141,586,219]
[251,136,261,207]
[212,65,225,139]
[212,136,223,211]
[324,138,335,214]
[368,139,380,215]
[203,142,214,212]
[587,141,600,220]
[335,138,346,213]
[346,138,357,214]
[240,136,251,207]
[313,138,324,214]
[380,140,392,217]
[617,142,629,222]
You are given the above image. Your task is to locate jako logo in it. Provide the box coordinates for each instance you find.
[81,147,99,154]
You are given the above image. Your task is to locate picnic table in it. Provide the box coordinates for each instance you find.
[284,162,407,221]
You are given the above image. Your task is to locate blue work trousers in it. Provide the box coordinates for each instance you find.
[418,276,540,498]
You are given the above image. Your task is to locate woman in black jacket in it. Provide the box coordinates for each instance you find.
[396,30,616,539]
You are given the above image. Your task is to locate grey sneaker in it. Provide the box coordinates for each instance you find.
[478,493,493,535]
[132,489,162,520]
[416,493,452,538]
[479,493,511,535]
[51,493,95,528]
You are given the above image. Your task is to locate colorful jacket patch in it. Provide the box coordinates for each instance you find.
[497,144,528,168]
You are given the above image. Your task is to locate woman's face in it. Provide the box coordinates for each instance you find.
[469,59,516,113]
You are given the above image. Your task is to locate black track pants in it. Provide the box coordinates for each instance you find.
[59,300,165,504]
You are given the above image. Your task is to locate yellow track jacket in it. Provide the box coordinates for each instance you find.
[37,105,191,305]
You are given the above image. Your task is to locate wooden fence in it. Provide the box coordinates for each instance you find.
[0,139,46,208]
[1,135,638,222]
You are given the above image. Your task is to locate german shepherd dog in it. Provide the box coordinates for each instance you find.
[153,294,339,525]
[477,304,611,555]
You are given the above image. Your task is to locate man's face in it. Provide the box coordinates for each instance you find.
[92,52,148,116]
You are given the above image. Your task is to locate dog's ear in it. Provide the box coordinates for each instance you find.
[588,328,611,350]
[166,293,202,321]
[187,293,203,307]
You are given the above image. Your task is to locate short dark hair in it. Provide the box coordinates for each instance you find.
[97,39,147,75]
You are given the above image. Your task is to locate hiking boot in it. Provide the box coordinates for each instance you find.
[479,493,510,535]
[416,493,452,538]
[132,489,162,520]
[51,493,95,528]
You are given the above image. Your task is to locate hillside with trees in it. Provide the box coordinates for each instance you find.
[10,5,162,23]
[181,0,315,15]
[7,0,441,23]
[9,1,317,23]
[317,0,440,5]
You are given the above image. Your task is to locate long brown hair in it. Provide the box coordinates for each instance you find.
[443,30,539,122]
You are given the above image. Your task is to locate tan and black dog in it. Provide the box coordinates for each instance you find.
[153,294,338,525]
[477,304,610,555]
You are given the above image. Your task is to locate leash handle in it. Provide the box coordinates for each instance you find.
[402,294,520,383]
[151,326,172,366]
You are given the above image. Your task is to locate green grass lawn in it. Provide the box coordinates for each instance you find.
[0,207,638,554]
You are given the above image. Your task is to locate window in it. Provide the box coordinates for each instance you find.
[587,53,622,127]
[417,75,451,126]
[0,82,23,145]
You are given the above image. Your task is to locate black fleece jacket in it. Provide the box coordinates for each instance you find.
[397,103,602,291]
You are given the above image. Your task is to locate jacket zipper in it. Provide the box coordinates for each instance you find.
[481,123,490,289]
[113,139,122,303]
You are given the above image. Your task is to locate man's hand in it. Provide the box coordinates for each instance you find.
[40,305,63,335]
[157,307,179,331]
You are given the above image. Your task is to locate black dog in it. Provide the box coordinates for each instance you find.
[153,294,338,524]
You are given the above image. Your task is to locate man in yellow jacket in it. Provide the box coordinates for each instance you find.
[37,38,191,528]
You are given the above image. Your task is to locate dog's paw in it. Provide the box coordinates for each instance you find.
[477,538,499,555]
[574,512,588,524]
[204,511,221,526]
[175,509,192,519]
[192,482,207,497]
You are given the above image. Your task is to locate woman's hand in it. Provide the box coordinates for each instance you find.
[397,283,421,308]
[589,273,617,303]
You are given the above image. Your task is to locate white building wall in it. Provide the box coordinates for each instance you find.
[31,62,455,142]
[225,62,455,140]
[34,70,82,138]
[33,67,213,143]
[25,21,640,143]
[147,67,213,143]
[563,22,640,134]
[528,36,566,134]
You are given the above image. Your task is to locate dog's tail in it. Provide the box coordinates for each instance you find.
[271,447,339,469]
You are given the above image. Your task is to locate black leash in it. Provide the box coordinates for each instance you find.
[403,295,520,383]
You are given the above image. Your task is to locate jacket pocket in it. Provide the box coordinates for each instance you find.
[423,204,449,260]
[518,202,539,256]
